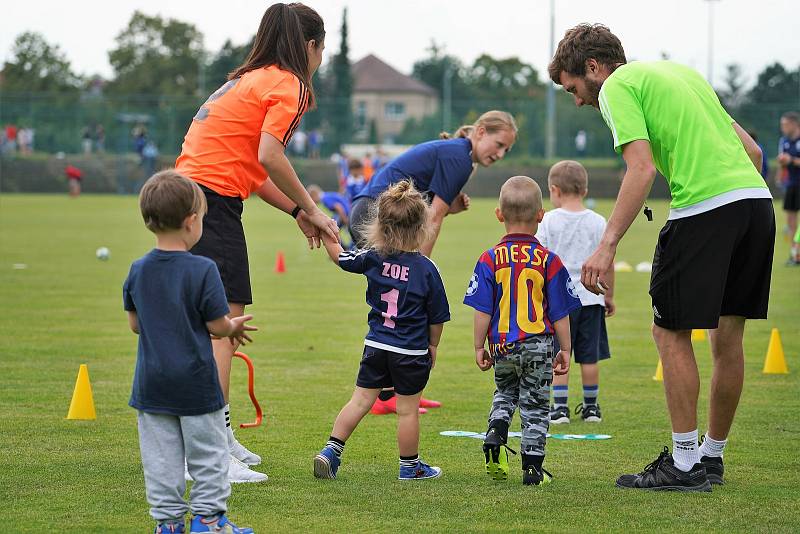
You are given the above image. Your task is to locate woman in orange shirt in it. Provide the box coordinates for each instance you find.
[175,2,337,482]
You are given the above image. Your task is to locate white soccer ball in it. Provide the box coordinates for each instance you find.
[96,247,110,261]
[465,273,480,297]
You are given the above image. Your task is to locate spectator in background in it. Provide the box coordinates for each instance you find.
[309,128,322,159]
[337,150,350,193]
[778,112,800,256]
[133,125,147,156]
[17,126,33,155]
[290,129,308,157]
[345,158,367,202]
[372,147,389,172]
[4,124,18,155]
[362,152,375,182]
[65,164,82,197]
[95,124,105,153]
[139,140,159,192]
[747,131,769,180]
[82,126,93,154]
[575,129,588,158]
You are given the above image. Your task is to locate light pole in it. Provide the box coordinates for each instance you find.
[545,0,556,160]
[704,0,721,86]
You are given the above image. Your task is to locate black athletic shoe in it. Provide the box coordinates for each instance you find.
[615,447,712,492]
[700,455,725,485]
[483,427,516,481]
[522,466,552,486]
[575,403,602,422]
[549,405,570,424]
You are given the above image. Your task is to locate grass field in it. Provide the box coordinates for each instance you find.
[1,194,798,533]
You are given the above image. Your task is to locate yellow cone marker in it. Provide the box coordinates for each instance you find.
[763,328,789,374]
[67,364,97,420]
[691,329,706,342]
[652,359,663,381]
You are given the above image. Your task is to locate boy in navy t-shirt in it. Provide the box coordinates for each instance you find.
[464,176,580,486]
[123,170,256,534]
[313,181,450,481]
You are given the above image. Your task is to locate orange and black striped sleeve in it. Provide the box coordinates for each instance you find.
[260,74,310,147]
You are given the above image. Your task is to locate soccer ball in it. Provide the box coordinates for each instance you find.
[96,247,110,261]
[465,273,479,297]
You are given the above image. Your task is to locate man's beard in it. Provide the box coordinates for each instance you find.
[585,77,602,108]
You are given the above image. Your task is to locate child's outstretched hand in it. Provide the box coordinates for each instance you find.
[475,347,493,371]
[229,314,258,346]
[553,350,570,375]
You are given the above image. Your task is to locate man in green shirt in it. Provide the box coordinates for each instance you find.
[548,24,775,492]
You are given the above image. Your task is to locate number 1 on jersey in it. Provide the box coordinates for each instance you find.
[380,289,399,328]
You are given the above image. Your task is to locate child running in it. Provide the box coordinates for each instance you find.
[123,170,257,534]
[314,181,450,480]
[536,161,615,424]
[464,176,580,485]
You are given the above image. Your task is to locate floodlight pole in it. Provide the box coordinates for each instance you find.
[443,57,453,133]
[704,0,721,87]
[545,0,556,160]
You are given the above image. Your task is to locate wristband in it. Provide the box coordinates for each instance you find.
[290,206,302,219]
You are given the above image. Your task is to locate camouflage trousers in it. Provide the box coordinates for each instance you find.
[487,336,554,455]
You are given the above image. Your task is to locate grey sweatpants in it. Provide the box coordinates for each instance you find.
[487,336,554,455]
[137,409,230,522]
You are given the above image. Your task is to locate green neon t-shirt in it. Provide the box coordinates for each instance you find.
[597,61,767,209]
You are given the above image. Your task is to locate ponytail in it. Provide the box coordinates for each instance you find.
[440,111,517,141]
[229,3,325,108]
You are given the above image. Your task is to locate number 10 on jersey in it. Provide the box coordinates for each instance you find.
[495,267,545,334]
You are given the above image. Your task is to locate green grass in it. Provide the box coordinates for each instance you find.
[1,194,798,533]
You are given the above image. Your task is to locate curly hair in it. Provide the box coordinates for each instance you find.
[362,180,432,256]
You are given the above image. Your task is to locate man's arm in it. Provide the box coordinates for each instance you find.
[731,122,763,171]
[420,196,450,257]
[127,311,139,334]
[581,139,656,294]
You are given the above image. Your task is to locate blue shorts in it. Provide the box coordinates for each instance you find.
[553,305,610,364]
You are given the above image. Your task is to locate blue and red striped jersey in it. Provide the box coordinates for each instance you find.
[463,233,581,356]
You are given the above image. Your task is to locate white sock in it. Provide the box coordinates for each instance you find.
[698,433,727,458]
[672,430,699,472]
[224,404,235,448]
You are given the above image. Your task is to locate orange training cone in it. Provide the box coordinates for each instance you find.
[274,251,286,274]
[691,329,706,342]
[763,328,789,374]
[67,364,96,420]
[652,358,663,381]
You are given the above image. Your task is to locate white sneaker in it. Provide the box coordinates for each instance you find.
[229,455,268,483]
[229,434,262,466]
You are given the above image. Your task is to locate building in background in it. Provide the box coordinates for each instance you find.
[351,54,438,145]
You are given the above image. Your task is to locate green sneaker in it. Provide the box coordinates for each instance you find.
[483,427,516,481]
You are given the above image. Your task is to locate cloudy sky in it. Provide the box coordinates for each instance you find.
[2,0,797,89]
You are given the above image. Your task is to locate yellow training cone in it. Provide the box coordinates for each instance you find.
[652,359,663,381]
[67,364,96,420]
[763,328,789,374]
[691,329,706,342]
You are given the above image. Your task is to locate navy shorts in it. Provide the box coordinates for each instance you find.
[553,305,610,364]
[190,185,252,305]
[356,345,432,395]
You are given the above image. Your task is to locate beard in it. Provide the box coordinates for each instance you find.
[584,77,602,108]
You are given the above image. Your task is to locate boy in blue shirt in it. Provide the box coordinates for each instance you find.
[313,181,450,481]
[124,170,256,534]
[308,184,353,249]
[464,176,580,485]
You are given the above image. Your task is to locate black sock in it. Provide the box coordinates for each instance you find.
[399,454,419,468]
[378,390,395,401]
[522,453,544,470]
[326,436,345,458]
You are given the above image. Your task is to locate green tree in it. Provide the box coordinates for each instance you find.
[206,38,253,90]
[1,31,80,92]
[328,8,353,152]
[467,55,543,100]
[719,63,748,111]
[107,11,204,96]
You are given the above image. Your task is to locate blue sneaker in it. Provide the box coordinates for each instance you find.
[314,446,340,479]
[189,514,253,534]
[155,522,185,533]
[398,459,442,480]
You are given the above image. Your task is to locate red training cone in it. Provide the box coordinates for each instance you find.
[274,251,286,274]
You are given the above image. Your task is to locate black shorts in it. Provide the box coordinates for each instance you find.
[190,185,252,305]
[784,183,800,212]
[348,197,375,248]
[650,198,775,330]
[356,345,432,395]
[553,305,610,364]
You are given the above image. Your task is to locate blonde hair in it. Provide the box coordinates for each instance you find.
[548,160,588,196]
[139,169,206,233]
[439,110,518,140]
[364,181,431,255]
[499,176,542,224]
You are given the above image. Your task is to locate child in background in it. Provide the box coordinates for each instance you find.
[314,181,450,481]
[464,176,579,485]
[536,161,615,424]
[123,170,257,534]
[65,164,82,197]
[307,184,353,249]
[345,158,367,202]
